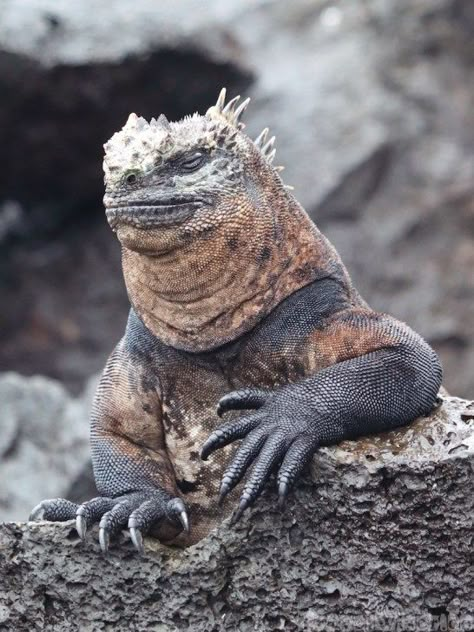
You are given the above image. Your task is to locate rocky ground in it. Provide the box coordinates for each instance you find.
[0,396,473,631]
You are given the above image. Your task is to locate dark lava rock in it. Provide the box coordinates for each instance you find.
[0,396,472,631]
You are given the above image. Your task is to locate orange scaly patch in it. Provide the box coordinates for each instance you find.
[303,309,400,373]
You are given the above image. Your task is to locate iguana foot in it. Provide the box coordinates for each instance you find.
[202,387,320,523]
[30,491,189,554]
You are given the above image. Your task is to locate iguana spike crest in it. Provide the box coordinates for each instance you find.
[223,95,241,114]
[207,89,280,167]
[254,128,269,148]
[215,87,226,111]
[254,129,278,166]
[156,114,171,131]
[206,88,250,129]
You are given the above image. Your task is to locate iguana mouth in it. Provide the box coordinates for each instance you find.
[106,198,208,229]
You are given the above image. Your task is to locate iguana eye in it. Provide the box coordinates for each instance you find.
[181,153,205,172]
[124,170,140,186]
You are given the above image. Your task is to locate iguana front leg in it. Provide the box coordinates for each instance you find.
[30,341,187,553]
[202,309,442,522]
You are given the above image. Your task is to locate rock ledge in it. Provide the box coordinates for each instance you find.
[0,396,473,631]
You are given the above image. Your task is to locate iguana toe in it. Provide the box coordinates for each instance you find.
[217,426,268,501]
[201,412,263,461]
[166,498,190,533]
[216,388,269,417]
[29,498,78,522]
[276,434,318,506]
[99,500,134,553]
[231,434,289,519]
[127,496,189,554]
[75,497,115,540]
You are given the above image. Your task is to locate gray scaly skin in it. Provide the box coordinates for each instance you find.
[30,89,443,553]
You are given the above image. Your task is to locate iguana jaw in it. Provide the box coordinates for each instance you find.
[105,199,206,230]
[104,193,215,254]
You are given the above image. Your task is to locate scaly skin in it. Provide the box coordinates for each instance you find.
[30,90,442,552]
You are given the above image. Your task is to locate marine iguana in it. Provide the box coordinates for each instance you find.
[30,89,442,552]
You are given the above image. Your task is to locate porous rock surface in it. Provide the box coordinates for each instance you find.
[0,396,473,631]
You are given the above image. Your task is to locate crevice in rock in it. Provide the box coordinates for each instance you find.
[1,425,22,460]
[314,144,393,225]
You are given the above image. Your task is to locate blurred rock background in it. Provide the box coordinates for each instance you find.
[0,0,472,521]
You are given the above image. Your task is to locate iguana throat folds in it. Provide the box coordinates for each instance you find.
[119,189,337,352]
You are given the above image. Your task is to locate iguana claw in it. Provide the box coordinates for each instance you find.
[129,526,144,555]
[75,514,88,540]
[99,526,110,554]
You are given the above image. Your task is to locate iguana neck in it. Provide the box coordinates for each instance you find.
[121,198,351,352]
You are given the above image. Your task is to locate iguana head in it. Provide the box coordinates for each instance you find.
[102,89,326,351]
[103,88,282,256]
